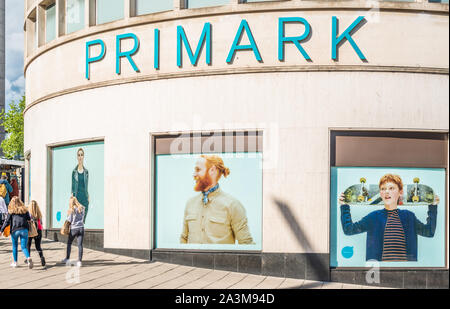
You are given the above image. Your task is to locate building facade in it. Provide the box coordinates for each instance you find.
[23,0,449,288]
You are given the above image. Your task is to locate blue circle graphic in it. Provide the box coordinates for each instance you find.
[56,211,62,222]
[341,246,354,259]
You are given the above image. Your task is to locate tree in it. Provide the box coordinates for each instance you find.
[0,95,25,159]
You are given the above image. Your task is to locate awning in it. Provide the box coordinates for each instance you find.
[0,159,25,168]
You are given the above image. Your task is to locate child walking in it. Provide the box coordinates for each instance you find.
[0,197,33,269]
[27,200,46,267]
[61,196,85,267]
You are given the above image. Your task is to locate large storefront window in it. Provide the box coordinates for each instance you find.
[186,0,230,9]
[66,0,85,34]
[136,0,172,15]
[51,141,104,229]
[154,132,263,251]
[330,131,448,268]
[45,3,56,43]
[96,0,124,25]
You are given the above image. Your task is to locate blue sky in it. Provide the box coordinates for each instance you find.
[4,0,25,112]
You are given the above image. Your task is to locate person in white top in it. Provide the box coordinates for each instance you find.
[0,197,7,227]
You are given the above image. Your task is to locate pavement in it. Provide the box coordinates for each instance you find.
[0,237,383,289]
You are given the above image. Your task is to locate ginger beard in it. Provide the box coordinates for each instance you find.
[194,168,214,192]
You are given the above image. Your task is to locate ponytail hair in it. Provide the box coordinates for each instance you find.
[201,155,230,180]
[68,196,85,215]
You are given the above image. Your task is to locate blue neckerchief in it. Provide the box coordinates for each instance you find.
[202,184,219,205]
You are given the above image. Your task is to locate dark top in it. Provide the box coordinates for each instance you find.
[341,205,437,261]
[77,171,88,207]
[10,179,19,198]
[71,167,89,207]
[1,212,31,234]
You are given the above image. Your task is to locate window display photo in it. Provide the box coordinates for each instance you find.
[51,141,104,230]
[155,152,263,251]
[330,167,446,268]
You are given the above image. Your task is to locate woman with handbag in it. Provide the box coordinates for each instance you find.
[61,196,85,267]
[0,197,33,269]
[26,200,46,267]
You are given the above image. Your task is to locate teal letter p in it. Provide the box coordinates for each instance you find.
[85,39,106,80]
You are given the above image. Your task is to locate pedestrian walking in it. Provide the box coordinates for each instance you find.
[61,196,85,267]
[26,200,46,267]
[0,197,33,269]
[10,174,19,199]
[0,173,13,206]
[0,197,7,228]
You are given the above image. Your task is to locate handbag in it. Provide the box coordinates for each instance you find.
[60,220,71,235]
[28,220,38,238]
[3,225,10,237]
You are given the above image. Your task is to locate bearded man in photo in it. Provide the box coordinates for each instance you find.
[180,155,254,244]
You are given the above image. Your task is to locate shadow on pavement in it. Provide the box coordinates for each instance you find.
[41,259,150,270]
[80,259,151,267]
[273,197,329,285]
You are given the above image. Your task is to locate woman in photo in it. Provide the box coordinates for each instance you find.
[71,148,89,224]
[61,196,85,267]
[0,197,33,269]
[26,200,46,267]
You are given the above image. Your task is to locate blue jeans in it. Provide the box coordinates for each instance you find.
[66,228,84,262]
[11,229,31,262]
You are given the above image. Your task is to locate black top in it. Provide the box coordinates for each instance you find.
[0,212,31,234]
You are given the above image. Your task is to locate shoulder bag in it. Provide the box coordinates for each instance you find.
[28,219,38,238]
[3,225,10,237]
[60,220,71,235]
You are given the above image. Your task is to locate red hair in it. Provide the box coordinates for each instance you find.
[379,174,403,191]
[201,155,230,180]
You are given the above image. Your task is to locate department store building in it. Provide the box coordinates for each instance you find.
[23,0,448,288]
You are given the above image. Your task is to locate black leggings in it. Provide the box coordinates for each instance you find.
[66,228,84,261]
[27,229,44,258]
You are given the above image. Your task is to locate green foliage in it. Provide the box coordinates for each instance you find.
[0,95,25,159]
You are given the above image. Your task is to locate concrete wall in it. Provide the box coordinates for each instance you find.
[24,2,449,257]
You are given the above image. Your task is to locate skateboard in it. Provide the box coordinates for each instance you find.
[342,178,380,205]
[405,177,435,204]
[342,177,434,206]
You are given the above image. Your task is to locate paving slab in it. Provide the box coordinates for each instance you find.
[300,280,324,289]
[155,267,213,289]
[206,272,248,289]
[178,269,230,289]
[278,278,306,289]
[1,238,380,289]
[124,265,196,289]
[229,274,267,289]
[254,276,286,289]
[97,263,180,289]
[321,282,344,289]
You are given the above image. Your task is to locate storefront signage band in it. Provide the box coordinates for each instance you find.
[85,16,367,80]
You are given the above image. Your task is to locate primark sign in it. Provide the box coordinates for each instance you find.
[85,16,367,79]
